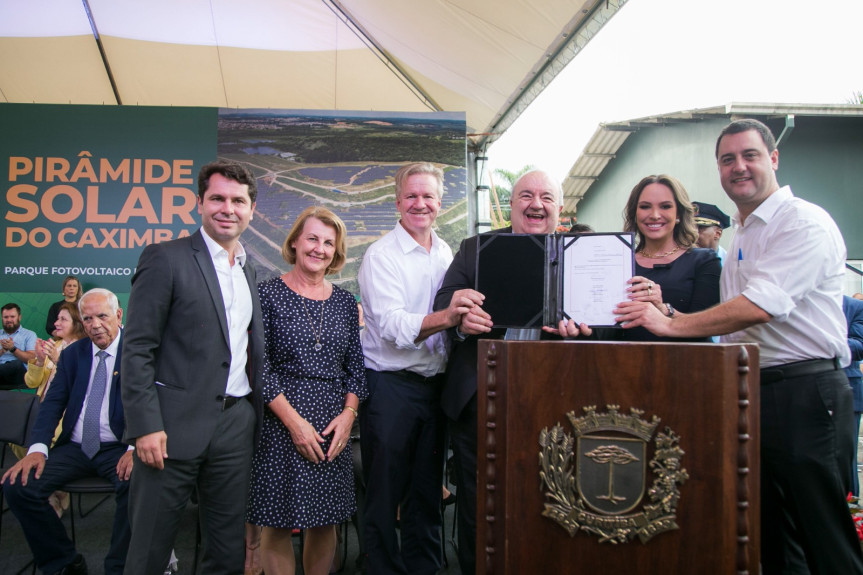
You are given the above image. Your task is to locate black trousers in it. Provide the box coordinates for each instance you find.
[360,369,446,575]
[760,359,863,574]
[125,397,255,575]
[3,442,131,575]
[448,394,477,575]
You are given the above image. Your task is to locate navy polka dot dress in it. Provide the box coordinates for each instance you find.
[247,277,368,529]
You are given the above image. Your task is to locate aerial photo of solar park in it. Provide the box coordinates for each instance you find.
[217,110,468,294]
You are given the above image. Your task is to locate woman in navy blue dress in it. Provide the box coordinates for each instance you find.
[247,206,367,575]
[546,175,720,342]
[619,174,720,341]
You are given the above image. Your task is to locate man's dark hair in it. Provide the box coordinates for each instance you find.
[715,119,777,158]
[197,161,258,203]
[1,303,21,314]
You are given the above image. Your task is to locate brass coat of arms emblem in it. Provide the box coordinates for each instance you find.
[539,405,688,543]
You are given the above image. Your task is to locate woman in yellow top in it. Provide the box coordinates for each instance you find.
[13,301,87,516]
[26,301,86,397]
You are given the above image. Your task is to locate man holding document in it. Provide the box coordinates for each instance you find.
[433,169,582,574]
[614,119,863,573]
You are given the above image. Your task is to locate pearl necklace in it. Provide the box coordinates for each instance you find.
[639,245,681,259]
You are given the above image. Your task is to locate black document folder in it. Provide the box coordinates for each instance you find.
[476,232,634,328]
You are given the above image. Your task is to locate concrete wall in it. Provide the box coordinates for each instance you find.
[574,115,863,259]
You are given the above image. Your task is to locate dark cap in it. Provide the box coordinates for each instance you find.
[692,201,730,229]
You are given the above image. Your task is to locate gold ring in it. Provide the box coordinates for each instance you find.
[648,288,652,296]
[337,441,343,448]
[648,282,654,288]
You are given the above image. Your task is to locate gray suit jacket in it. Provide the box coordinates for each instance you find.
[121,230,264,460]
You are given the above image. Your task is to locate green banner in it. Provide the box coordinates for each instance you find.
[1,103,216,293]
[1,103,467,338]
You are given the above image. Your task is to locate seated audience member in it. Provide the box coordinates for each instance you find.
[0,302,37,389]
[10,301,88,517]
[692,201,731,265]
[45,275,83,338]
[2,288,132,575]
[26,302,87,399]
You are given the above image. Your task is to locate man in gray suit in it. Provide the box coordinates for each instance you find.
[122,161,264,575]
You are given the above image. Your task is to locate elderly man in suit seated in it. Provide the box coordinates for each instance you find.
[2,288,132,575]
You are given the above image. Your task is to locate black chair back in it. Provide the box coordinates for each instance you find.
[0,391,40,456]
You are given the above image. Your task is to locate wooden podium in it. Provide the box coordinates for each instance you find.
[477,340,760,574]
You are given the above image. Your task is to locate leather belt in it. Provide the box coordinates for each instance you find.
[219,394,249,411]
[760,358,840,385]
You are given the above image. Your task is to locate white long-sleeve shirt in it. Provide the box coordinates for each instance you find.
[720,186,849,368]
[358,222,453,377]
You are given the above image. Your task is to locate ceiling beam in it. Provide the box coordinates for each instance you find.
[324,0,442,113]
[476,0,629,151]
[82,0,122,105]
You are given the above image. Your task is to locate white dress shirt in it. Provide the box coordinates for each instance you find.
[359,222,453,377]
[70,335,122,445]
[201,228,253,397]
[720,186,850,368]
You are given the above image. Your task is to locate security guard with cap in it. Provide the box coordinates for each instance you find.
[692,201,730,265]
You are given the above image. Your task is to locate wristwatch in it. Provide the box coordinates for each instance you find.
[9,346,17,353]
[664,303,676,318]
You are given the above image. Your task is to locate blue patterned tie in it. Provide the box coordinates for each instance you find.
[81,350,108,458]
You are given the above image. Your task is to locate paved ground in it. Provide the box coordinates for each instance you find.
[6,431,861,574]
[0,455,463,574]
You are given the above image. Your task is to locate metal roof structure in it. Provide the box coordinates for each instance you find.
[561,102,863,214]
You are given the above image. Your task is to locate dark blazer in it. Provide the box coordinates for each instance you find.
[33,334,125,448]
[121,230,265,460]
[843,295,863,413]
[434,227,565,420]
[433,229,509,421]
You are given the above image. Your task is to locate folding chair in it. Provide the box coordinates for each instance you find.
[62,475,115,546]
[0,390,41,545]
[0,391,40,574]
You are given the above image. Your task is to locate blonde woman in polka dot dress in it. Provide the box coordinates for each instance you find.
[247,206,367,575]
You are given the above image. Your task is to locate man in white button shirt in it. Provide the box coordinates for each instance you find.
[615,119,863,573]
[2,288,132,575]
[358,162,483,575]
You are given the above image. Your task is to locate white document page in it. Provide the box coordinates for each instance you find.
[561,234,633,326]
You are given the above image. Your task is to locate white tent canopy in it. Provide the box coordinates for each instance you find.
[0,0,627,150]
